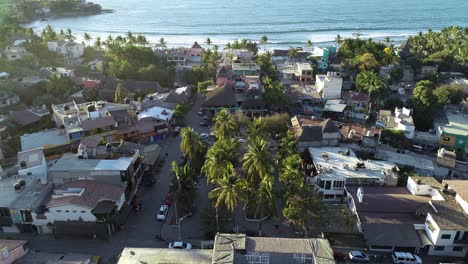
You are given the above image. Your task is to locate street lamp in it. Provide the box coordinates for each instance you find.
[178,214,190,240]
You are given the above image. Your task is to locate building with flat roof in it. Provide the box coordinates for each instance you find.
[212,233,335,264]
[0,239,28,263]
[0,171,53,233]
[32,179,125,234]
[294,62,313,82]
[376,149,435,175]
[377,107,415,139]
[421,180,468,257]
[315,72,343,100]
[48,142,143,202]
[20,129,69,151]
[51,100,130,143]
[17,148,47,180]
[17,252,95,264]
[137,106,174,122]
[435,106,468,152]
[118,248,212,264]
[346,186,431,252]
[307,147,398,200]
[344,176,468,257]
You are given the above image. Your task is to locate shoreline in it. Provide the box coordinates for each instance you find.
[19,9,115,24]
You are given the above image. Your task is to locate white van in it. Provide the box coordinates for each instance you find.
[392,252,422,264]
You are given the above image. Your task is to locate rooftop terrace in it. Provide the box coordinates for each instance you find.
[309,147,397,180]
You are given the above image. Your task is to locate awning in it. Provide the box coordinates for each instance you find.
[416,229,433,246]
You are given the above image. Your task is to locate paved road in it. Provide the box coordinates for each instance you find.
[24,96,208,263]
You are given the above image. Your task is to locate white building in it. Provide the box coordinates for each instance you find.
[17,148,47,181]
[422,180,468,257]
[47,41,84,65]
[307,147,398,201]
[137,106,174,122]
[47,41,84,58]
[378,107,416,139]
[41,67,74,78]
[281,64,295,80]
[294,63,313,82]
[315,72,343,100]
[32,179,125,234]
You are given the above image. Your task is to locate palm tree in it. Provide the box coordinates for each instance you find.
[212,108,237,140]
[170,162,196,217]
[94,36,102,50]
[306,40,313,47]
[180,127,203,163]
[225,42,231,50]
[356,70,388,112]
[242,137,272,184]
[83,32,91,46]
[209,173,248,227]
[202,139,238,184]
[169,161,195,206]
[352,32,362,39]
[279,154,304,194]
[259,35,268,45]
[255,174,275,235]
[136,34,148,46]
[59,29,66,40]
[240,38,248,49]
[126,31,135,45]
[335,34,343,45]
[287,47,298,62]
[104,35,113,48]
[277,130,297,164]
[41,25,57,42]
[384,36,392,46]
[159,37,167,49]
[246,117,267,140]
[205,37,212,47]
[65,28,75,42]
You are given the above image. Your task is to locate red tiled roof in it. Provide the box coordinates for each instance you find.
[47,180,124,209]
[340,123,380,142]
[343,91,369,102]
[83,80,101,89]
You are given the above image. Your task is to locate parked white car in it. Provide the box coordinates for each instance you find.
[168,241,192,250]
[348,251,370,262]
[156,205,169,221]
[392,252,422,264]
[200,133,210,140]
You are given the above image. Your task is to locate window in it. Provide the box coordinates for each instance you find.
[333,181,344,188]
[434,246,445,251]
[441,234,451,239]
[65,210,69,213]
[0,208,11,217]
[325,181,332,190]
[324,194,335,199]
[72,211,77,213]
[56,210,62,212]
[453,246,463,252]
[81,211,86,213]
[426,220,436,232]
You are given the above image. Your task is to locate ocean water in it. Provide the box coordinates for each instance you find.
[25,0,468,48]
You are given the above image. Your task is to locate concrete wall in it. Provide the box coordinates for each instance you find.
[0,243,27,264]
[425,213,468,257]
[18,155,47,179]
[407,177,433,196]
[455,194,468,214]
[50,170,123,186]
